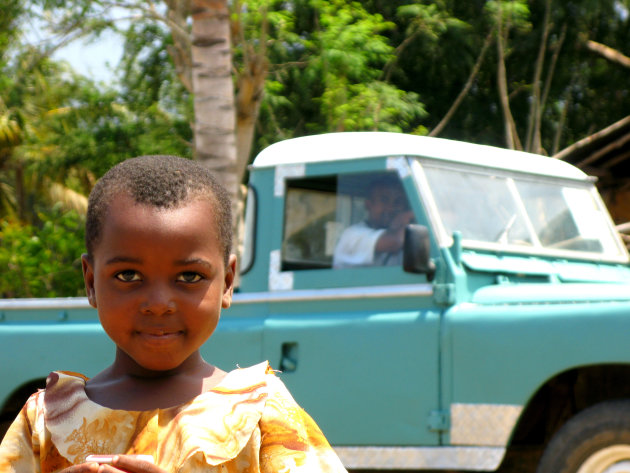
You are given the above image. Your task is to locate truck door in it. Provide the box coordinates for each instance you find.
[262,164,441,447]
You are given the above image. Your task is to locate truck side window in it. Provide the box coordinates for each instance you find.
[281,171,409,271]
[240,186,256,274]
[282,176,339,270]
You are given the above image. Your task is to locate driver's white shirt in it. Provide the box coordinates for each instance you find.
[333,221,401,268]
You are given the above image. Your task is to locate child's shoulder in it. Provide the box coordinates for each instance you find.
[42,370,88,400]
[208,361,299,414]
[14,370,88,430]
[210,361,280,396]
[35,370,87,399]
[223,361,291,390]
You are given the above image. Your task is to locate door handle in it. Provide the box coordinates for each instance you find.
[280,342,298,373]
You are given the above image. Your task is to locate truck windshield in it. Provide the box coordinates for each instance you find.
[418,161,627,261]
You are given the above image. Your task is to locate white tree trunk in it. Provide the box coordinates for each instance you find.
[190,0,238,202]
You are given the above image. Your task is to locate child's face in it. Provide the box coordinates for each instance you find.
[81,193,235,373]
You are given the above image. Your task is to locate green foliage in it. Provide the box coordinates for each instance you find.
[0,0,24,63]
[255,0,427,149]
[484,0,531,33]
[313,0,424,131]
[1,18,192,220]
[3,0,630,297]
[397,1,468,44]
[120,22,192,118]
[381,0,630,150]
[0,206,86,298]
[321,80,425,132]
[32,78,192,180]
[0,2,193,297]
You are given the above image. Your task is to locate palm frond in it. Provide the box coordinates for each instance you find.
[48,182,88,215]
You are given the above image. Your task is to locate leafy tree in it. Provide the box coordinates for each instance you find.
[254,0,427,155]
[383,0,630,155]
[314,0,426,132]
[0,2,194,297]
[0,206,86,298]
[4,0,630,298]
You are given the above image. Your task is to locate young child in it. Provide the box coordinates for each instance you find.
[0,155,347,473]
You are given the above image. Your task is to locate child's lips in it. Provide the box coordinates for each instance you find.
[136,329,184,342]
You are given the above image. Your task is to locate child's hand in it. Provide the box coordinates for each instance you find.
[56,463,101,473]
[95,455,164,473]
[58,455,164,473]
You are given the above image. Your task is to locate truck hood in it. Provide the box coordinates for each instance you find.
[471,282,630,305]
[462,252,630,283]
[462,252,630,304]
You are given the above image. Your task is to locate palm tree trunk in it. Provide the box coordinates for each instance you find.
[190,0,238,202]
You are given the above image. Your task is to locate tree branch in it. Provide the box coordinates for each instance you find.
[554,115,630,161]
[585,39,630,68]
[525,0,551,153]
[429,31,493,137]
[495,4,522,150]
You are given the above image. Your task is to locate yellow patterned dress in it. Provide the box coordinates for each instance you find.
[0,362,347,473]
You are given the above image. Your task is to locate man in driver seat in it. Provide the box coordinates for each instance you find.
[333,174,414,268]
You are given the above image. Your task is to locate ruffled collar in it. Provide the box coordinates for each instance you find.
[44,362,271,467]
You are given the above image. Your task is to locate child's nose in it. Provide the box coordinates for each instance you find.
[140,284,176,315]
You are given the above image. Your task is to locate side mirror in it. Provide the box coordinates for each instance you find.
[403,224,436,281]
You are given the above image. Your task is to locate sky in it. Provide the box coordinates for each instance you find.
[53,28,123,82]
[24,5,128,84]
[53,31,124,83]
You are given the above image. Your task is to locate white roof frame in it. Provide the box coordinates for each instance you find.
[252,132,589,181]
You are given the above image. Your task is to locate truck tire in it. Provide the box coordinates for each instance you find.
[537,400,630,473]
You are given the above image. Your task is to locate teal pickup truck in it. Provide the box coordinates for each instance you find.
[3,132,630,473]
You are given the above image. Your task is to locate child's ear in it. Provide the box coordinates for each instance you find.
[222,254,237,309]
[81,254,98,308]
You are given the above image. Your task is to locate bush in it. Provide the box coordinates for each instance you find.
[0,206,86,298]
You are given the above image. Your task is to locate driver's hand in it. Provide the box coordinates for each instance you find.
[390,210,415,231]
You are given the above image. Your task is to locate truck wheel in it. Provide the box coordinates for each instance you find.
[537,400,630,473]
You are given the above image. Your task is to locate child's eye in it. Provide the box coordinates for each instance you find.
[177,272,203,283]
[115,270,142,282]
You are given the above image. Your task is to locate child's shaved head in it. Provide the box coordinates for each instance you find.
[86,155,232,264]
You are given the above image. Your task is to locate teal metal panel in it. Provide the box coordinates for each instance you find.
[461,252,630,284]
[290,265,430,290]
[0,322,113,406]
[471,282,630,304]
[443,298,630,408]
[262,294,442,446]
[200,311,265,371]
[304,157,392,176]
